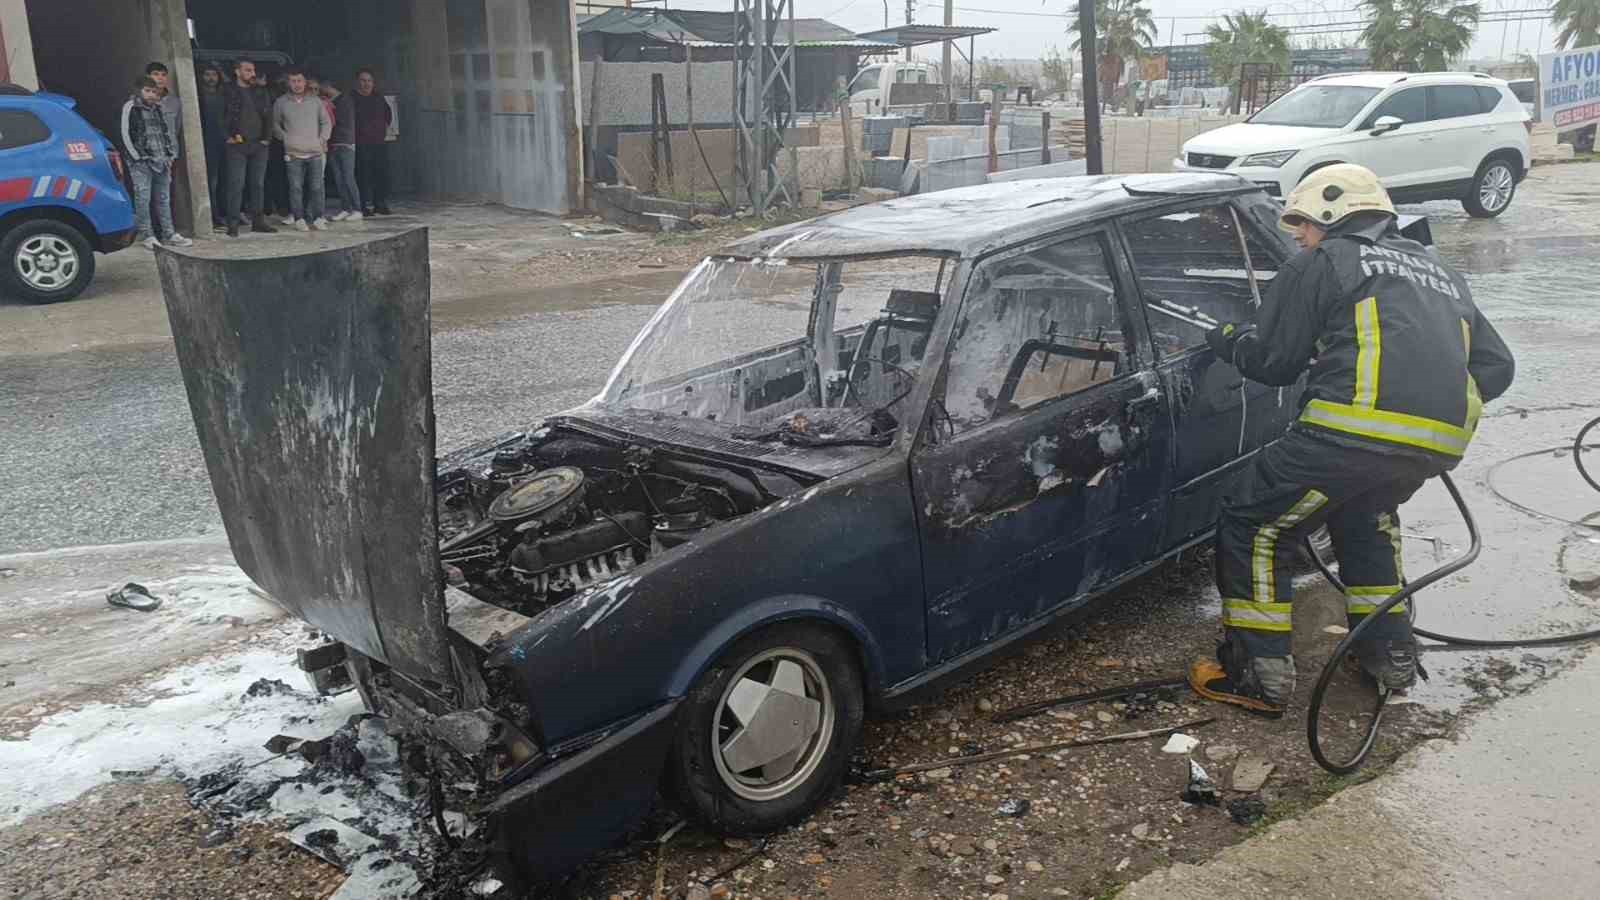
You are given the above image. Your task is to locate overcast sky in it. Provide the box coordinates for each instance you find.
[645,0,1562,67]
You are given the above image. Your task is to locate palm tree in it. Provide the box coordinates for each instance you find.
[1204,11,1292,111]
[1359,0,1479,72]
[1552,0,1600,49]
[1069,0,1159,109]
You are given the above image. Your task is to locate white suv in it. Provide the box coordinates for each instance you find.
[1174,72,1532,217]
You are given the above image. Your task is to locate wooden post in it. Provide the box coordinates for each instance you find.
[839,98,857,194]
[686,43,697,217]
[987,95,1001,174]
[588,59,604,186]
[1041,110,1052,165]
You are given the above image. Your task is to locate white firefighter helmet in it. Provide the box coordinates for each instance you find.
[1280,164,1396,233]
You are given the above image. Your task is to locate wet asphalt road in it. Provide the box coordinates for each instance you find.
[1,165,1597,559]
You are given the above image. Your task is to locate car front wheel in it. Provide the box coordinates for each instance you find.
[1,219,96,304]
[667,623,864,834]
[1463,158,1517,218]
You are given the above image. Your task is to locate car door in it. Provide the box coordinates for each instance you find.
[1425,84,1498,184]
[1340,86,1435,187]
[911,229,1173,663]
[1117,200,1298,549]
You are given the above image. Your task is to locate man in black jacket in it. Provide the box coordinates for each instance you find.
[1192,164,1516,715]
[198,64,227,228]
[222,60,277,236]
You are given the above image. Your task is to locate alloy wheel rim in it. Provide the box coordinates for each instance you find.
[712,647,834,802]
[1480,165,1513,212]
[15,235,79,291]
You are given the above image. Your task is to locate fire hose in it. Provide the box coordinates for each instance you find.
[1304,413,1600,774]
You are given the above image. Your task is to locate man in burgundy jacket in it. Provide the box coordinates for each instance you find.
[352,68,393,215]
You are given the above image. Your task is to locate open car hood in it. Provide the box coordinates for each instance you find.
[156,230,453,685]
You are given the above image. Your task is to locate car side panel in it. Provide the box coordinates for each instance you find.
[489,455,926,747]
[0,101,134,241]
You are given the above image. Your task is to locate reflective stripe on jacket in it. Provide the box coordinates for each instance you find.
[1230,214,1515,461]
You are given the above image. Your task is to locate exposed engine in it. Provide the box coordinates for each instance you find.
[436,429,791,613]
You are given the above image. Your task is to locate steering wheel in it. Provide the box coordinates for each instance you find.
[844,355,919,410]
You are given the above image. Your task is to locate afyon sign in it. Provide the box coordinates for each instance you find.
[1538,43,1600,130]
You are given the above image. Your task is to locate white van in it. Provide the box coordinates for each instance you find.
[848,61,942,116]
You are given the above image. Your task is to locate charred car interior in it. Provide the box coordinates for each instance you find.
[158,173,1437,887]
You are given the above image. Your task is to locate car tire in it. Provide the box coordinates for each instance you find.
[1,219,96,304]
[666,623,864,834]
[1462,157,1517,218]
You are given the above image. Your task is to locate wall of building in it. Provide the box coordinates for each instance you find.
[407,0,579,213]
[0,0,38,89]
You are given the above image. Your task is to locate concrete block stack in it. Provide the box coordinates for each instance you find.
[862,157,906,191]
[863,116,907,156]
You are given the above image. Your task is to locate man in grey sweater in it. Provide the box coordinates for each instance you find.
[273,67,333,231]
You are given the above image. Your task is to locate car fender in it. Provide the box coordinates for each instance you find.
[663,591,887,701]
[1480,146,1527,178]
[490,454,925,746]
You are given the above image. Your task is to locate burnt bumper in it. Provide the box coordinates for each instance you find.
[488,699,682,879]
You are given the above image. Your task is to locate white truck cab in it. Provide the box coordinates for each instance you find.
[848,61,942,116]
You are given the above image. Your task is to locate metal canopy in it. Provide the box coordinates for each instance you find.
[854,24,996,49]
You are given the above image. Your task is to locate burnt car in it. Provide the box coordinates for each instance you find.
[162,173,1360,880]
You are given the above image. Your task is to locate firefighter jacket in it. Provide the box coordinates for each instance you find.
[1229,213,1515,463]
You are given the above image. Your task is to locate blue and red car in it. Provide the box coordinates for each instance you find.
[0,84,136,303]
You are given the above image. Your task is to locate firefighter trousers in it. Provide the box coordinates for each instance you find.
[1216,426,1447,658]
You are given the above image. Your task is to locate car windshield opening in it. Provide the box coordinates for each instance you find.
[1249,85,1381,128]
[594,255,947,447]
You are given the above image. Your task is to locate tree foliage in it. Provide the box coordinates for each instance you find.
[1068,0,1158,102]
[1359,0,1479,72]
[1552,0,1600,50]
[1204,11,1292,87]
[1040,45,1076,95]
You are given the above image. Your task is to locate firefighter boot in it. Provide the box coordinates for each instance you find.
[1189,629,1295,717]
[1349,613,1421,693]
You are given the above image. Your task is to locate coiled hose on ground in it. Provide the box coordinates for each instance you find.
[1305,414,1600,774]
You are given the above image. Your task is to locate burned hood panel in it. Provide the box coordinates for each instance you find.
[156,229,452,684]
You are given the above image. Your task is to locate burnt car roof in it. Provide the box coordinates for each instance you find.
[720,173,1256,262]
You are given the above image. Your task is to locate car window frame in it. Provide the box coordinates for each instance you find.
[1112,199,1284,364]
[1426,84,1491,121]
[917,225,1150,448]
[1359,85,1428,129]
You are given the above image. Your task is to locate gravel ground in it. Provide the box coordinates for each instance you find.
[0,780,343,900]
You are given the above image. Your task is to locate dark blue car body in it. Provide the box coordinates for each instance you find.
[165,173,1429,883]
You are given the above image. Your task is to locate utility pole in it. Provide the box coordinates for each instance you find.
[1078,0,1102,174]
[906,0,915,61]
[942,0,953,103]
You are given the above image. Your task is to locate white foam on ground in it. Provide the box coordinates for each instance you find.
[0,624,359,826]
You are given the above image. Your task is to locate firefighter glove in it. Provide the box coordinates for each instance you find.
[1206,323,1248,363]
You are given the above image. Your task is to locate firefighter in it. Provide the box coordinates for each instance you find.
[1191,163,1515,715]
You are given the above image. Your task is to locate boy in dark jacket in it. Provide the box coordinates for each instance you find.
[120,76,190,248]
[222,60,278,236]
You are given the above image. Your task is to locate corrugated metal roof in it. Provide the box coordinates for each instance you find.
[578,9,896,48]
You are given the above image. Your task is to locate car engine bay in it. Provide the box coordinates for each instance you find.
[436,428,805,614]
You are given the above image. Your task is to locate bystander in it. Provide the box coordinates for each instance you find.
[273,67,332,232]
[322,79,362,221]
[198,63,228,228]
[352,69,393,216]
[120,76,191,248]
[222,60,277,237]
